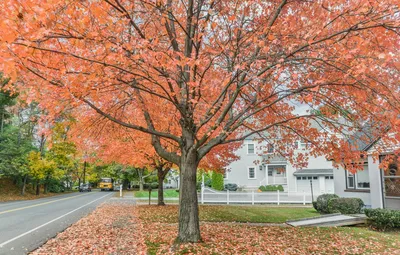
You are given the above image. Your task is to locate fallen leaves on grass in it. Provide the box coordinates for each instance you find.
[137,206,400,255]
[31,202,147,255]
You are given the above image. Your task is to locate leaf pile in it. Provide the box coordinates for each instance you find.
[31,202,147,255]
[136,206,400,255]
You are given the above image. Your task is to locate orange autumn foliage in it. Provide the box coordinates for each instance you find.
[1,0,400,242]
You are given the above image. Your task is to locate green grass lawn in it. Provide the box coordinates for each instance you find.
[134,189,179,198]
[200,205,319,223]
[137,205,319,223]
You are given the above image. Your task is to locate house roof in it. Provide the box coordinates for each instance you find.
[293,169,333,176]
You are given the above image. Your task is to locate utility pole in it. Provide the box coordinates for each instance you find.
[310,179,314,202]
[83,160,87,184]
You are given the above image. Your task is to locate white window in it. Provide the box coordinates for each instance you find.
[356,165,370,189]
[247,143,255,154]
[346,164,370,190]
[346,172,355,188]
[248,167,256,179]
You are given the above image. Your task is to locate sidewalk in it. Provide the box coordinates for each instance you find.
[30,195,146,255]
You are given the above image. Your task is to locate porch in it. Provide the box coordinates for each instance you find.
[260,165,288,186]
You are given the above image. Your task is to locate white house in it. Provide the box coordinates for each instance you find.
[333,131,400,209]
[223,137,336,195]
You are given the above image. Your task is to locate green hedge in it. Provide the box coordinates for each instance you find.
[364,208,400,231]
[258,185,284,192]
[211,172,224,191]
[314,194,339,213]
[327,197,364,214]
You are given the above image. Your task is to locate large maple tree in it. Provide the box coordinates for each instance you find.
[1,0,400,242]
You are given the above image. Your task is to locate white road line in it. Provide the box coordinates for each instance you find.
[0,193,113,248]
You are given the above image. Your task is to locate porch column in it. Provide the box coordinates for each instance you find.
[368,155,384,208]
[265,165,269,185]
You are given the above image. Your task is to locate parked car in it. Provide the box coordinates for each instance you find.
[224,183,238,191]
[79,184,92,192]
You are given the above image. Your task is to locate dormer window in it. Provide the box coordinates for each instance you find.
[267,144,274,153]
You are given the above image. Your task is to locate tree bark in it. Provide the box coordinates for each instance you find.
[138,169,144,191]
[21,175,27,196]
[139,179,144,191]
[177,151,201,243]
[36,180,40,195]
[157,175,165,206]
[44,176,48,194]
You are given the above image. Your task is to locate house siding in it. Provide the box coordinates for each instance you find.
[225,139,335,194]
[333,166,372,207]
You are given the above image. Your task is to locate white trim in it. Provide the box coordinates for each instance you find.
[248,166,256,179]
[247,143,255,155]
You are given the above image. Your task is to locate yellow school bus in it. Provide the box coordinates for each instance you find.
[99,177,113,191]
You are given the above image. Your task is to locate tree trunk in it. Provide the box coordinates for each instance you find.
[139,179,144,191]
[177,152,201,243]
[44,176,49,194]
[138,169,144,191]
[36,180,40,195]
[21,175,27,196]
[157,169,165,206]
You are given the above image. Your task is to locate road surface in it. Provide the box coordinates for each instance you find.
[0,191,114,255]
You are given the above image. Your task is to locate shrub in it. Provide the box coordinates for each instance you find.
[47,179,65,193]
[150,182,159,189]
[211,172,224,191]
[364,208,400,231]
[314,194,339,213]
[258,185,284,192]
[327,197,364,214]
[312,201,318,211]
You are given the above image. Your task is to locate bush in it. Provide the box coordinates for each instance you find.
[150,182,159,189]
[327,197,364,214]
[314,194,339,213]
[211,172,224,191]
[364,208,400,231]
[258,185,284,192]
[312,201,318,211]
[47,179,65,193]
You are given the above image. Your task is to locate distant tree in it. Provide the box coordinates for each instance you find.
[211,172,224,191]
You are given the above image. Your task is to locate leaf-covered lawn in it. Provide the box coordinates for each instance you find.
[143,222,400,254]
[31,203,400,255]
[137,205,400,255]
[138,205,319,223]
[134,189,179,198]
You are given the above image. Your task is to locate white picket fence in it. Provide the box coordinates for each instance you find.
[199,187,315,205]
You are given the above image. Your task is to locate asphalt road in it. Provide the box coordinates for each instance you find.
[0,191,114,255]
